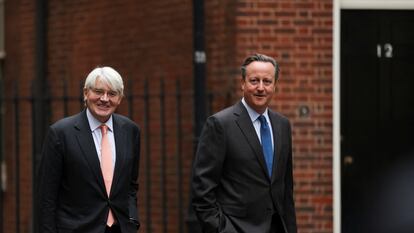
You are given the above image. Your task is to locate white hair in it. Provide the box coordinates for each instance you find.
[84,66,124,96]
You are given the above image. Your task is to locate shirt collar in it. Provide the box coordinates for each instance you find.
[86,108,113,132]
[241,98,269,122]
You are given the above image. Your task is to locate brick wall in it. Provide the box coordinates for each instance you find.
[3,1,334,233]
[3,0,36,232]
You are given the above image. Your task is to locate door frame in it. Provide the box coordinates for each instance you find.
[333,1,414,233]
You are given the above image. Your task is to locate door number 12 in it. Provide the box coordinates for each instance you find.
[377,43,393,58]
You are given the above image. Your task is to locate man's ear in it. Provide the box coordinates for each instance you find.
[83,88,88,104]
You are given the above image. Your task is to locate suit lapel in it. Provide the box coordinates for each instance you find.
[269,111,283,182]
[234,102,270,179]
[75,110,106,192]
[111,115,126,196]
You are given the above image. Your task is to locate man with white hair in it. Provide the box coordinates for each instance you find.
[38,66,141,233]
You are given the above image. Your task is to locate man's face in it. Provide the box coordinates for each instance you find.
[241,61,276,114]
[84,78,122,123]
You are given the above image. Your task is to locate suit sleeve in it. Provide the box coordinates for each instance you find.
[37,126,63,233]
[284,121,297,233]
[191,116,227,233]
[128,127,141,229]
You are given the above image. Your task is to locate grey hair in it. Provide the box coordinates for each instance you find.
[84,66,124,96]
[241,53,279,81]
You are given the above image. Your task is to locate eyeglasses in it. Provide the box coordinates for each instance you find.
[90,88,120,98]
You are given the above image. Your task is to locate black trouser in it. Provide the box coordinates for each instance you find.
[105,224,121,233]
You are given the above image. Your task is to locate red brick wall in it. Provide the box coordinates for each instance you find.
[205,1,333,232]
[3,0,36,232]
[3,1,334,233]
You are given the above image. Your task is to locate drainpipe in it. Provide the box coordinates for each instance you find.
[0,0,5,231]
[187,0,205,232]
[33,0,49,232]
[193,0,206,136]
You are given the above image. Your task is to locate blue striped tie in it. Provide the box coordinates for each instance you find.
[258,115,273,177]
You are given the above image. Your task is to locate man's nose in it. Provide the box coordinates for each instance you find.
[100,93,109,101]
[257,81,265,90]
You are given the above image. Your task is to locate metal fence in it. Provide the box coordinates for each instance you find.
[0,77,235,233]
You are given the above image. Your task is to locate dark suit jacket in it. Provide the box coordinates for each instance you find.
[191,101,297,233]
[38,109,140,233]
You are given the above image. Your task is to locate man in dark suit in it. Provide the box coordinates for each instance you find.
[191,54,297,233]
[38,66,140,233]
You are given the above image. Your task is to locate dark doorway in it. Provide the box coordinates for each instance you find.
[341,10,414,233]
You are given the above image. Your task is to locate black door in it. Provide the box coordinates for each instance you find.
[341,10,414,233]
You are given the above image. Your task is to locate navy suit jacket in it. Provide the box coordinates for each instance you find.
[191,101,297,233]
[38,109,140,233]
